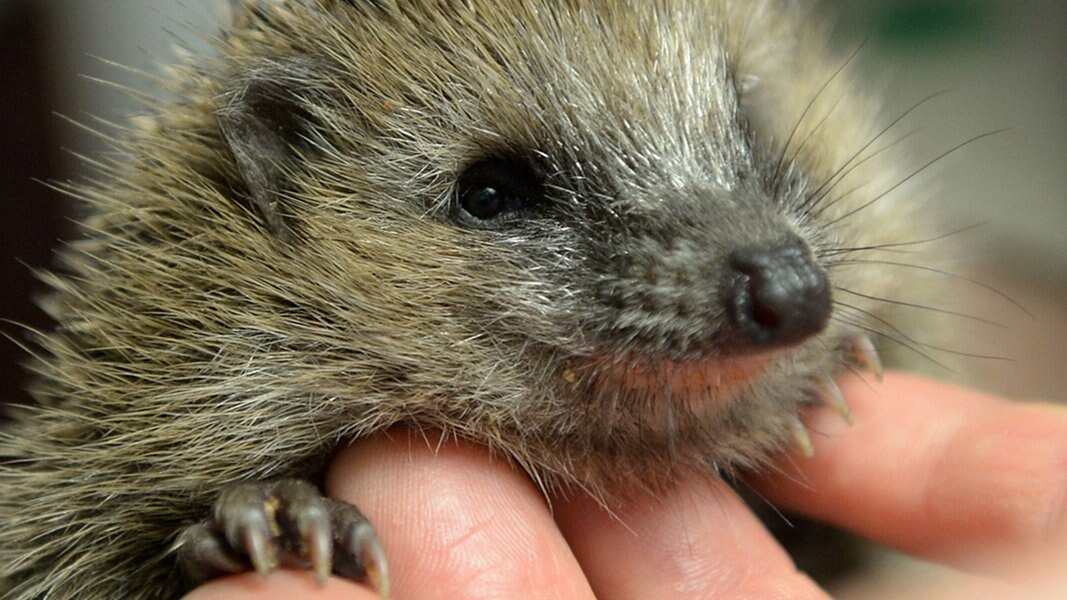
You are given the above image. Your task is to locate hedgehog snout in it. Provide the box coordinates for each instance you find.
[726,237,831,349]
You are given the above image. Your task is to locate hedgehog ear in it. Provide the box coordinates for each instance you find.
[217,62,322,242]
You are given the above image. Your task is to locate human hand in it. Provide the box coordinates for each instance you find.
[185,373,1067,599]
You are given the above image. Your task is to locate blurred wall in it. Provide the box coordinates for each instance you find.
[828,0,1067,280]
[0,0,219,406]
[39,0,220,176]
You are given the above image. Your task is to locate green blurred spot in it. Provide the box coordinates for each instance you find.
[870,0,999,51]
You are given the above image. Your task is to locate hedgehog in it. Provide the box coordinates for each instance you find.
[1,1,938,598]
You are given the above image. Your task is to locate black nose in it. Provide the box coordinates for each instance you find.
[728,239,831,348]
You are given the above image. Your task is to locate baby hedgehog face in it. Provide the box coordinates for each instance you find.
[131,0,912,489]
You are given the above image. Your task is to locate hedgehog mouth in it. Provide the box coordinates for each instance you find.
[590,352,771,411]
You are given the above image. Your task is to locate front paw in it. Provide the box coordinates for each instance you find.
[175,479,389,597]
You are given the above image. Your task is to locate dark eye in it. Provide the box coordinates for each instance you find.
[456,157,543,222]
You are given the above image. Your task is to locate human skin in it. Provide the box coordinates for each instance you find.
[184,373,1067,599]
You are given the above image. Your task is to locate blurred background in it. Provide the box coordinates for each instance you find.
[0,0,1063,595]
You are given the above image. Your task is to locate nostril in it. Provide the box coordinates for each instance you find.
[728,239,831,348]
[750,285,783,329]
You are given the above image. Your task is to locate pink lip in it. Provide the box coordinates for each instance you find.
[594,353,770,405]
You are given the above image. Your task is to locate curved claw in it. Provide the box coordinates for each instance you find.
[174,522,246,585]
[273,479,334,585]
[304,507,333,585]
[244,518,276,576]
[324,497,391,597]
[789,417,815,458]
[358,525,391,599]
[847,334,883,382]
[180,480,387,594]
[816,375,852,425]
[215,483,280,577]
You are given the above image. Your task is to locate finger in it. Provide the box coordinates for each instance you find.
[835,562,1066,600]
[553,472,830,600]
[183,570,378,600]
[752,372,1067,573]
[326,429,596,600]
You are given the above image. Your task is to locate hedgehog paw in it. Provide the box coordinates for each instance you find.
[175,478,389,597]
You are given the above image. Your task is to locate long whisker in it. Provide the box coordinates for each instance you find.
[819,222,990,256]
[831,302,1006,364]
[830,307,953,370]
[833,301,916,344]
[805,128,920,216]
[801,89,951,212]
[838,306,1012,362]
[825,130,1008,227]
[835,287,1006,327]
[833,259,1032,316]
[772,38,868,195]
[784,92,848,185]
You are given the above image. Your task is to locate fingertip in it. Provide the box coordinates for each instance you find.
[754,372,1067,572]
[182,571,380,600]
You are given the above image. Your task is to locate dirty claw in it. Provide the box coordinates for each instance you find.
[174,479,389,597]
